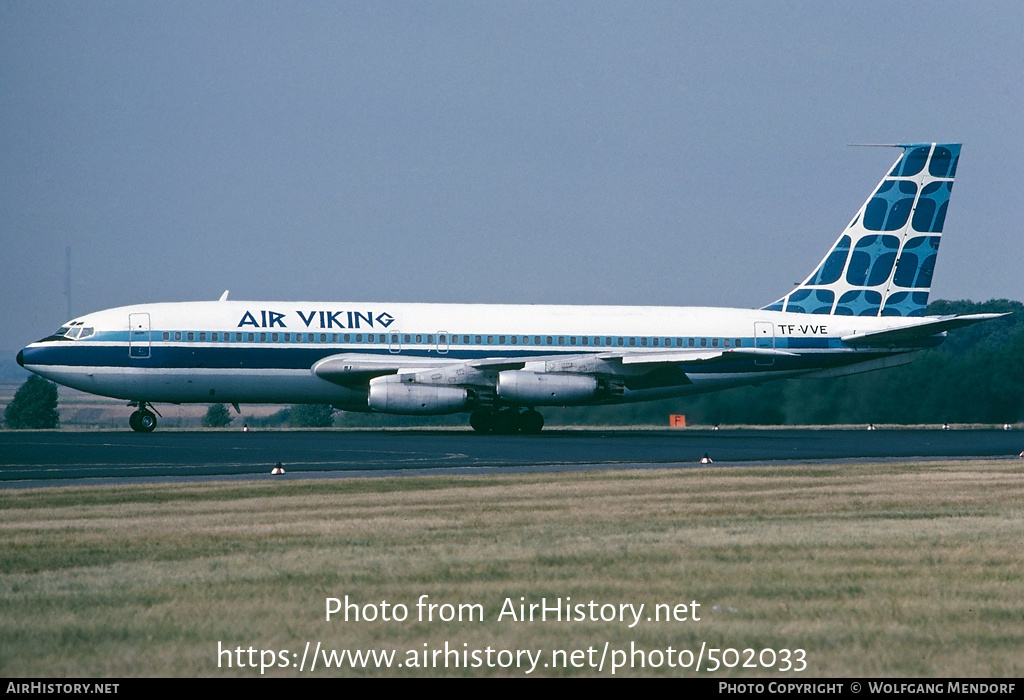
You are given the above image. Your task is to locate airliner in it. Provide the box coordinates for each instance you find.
[18,143,1002,433]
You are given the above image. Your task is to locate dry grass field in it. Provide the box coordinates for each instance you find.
[1,460,1022,677]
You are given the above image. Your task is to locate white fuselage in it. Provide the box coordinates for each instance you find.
[19,299,927,410]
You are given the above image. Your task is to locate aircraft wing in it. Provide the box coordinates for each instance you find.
[606,347,797,365]
[312,346,797,389]
[840,313,1008,347]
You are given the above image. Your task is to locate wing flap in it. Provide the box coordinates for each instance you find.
[611,347,797,365]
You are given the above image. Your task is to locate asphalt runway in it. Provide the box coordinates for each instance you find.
[1,428,1022,487]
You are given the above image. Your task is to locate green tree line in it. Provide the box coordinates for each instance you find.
[549,299,1024,426]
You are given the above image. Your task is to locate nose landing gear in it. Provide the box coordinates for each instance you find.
[128,402,160,433]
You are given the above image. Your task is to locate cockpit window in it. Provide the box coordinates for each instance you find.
[47,323,94,340]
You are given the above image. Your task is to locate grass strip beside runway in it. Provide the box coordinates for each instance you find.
[1,461,1022,676]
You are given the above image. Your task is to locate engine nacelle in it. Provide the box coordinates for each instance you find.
[496,371,599,405]
[367,375,469,414]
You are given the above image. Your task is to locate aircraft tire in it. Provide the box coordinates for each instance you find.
[491,409,521,435]
[132,410,158,433]
[518,409,544,434]
[469,411,493,434]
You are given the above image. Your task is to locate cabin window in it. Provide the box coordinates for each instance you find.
[569,336,576,346]
[700,338,707,347]
[652,337,659,347]
[163,332,170,341]
[735,338,743,347]
[712,338,719,347]
[319,334,327,342]
[724,338,730,347]
[510,335,517,345]
[344,334,351,342]
[356,334,363,342]
[688,338,695,347]
[498,335,505,344]
[174,331,182,341]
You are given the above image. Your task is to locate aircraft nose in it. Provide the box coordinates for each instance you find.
[17,349,24,367]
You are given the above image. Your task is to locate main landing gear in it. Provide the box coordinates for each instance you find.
[128,402,160,433]
[470,408,544,435]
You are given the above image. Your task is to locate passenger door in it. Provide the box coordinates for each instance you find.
[128,313,151,359]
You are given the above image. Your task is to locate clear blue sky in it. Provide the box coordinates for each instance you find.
[3,1,1022,355]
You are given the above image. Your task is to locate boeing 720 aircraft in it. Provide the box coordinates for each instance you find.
[18,143,1002,433]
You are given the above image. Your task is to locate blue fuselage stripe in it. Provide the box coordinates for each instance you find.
[21,340,894,376]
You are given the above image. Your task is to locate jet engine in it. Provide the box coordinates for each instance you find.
[495,371,599,405]
[367,375,469,414]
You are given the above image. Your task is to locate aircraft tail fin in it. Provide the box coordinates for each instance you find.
[763,143,960,317]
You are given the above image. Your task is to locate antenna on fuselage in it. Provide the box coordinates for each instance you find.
[219,290,229,301]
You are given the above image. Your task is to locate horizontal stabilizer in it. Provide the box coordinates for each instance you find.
[841,313,1007,346]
